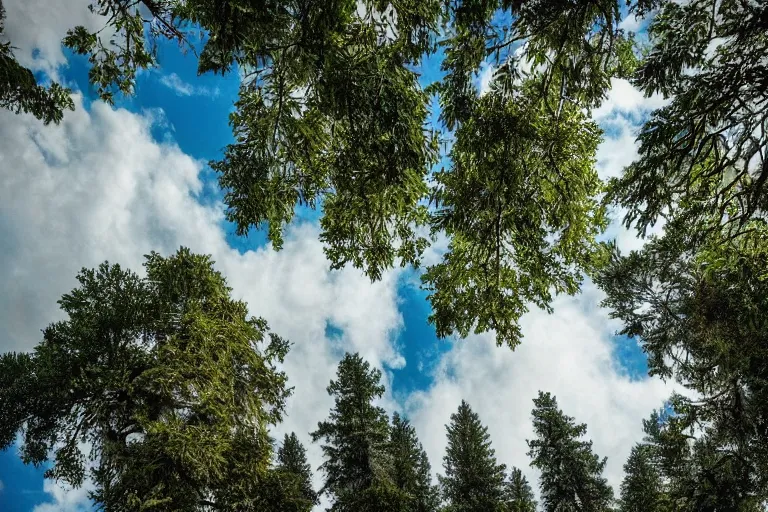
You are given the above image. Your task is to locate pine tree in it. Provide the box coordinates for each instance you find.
[619,445,666,512]
[277,432,318,511]
[311,353,397,512]
[505,467,536,512]
[439,400,507,512]
[528,392,613,512]
[389,412,440,512]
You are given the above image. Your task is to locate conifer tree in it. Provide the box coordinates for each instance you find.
[439,400,506,512]
[389,412,440,512]
[0,248,291,510]
[619,445,666,512]
[528,392,613,512]
[311,353,398,511]
[276,432,318,511]
[504,467,536,512]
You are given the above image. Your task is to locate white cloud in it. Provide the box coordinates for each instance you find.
[595,79,669,253]
[594,78,668,122]
[158,72,220,97]
[477,61,496,96]
[2,0,104,80]
[405,281,676,497]
[32,480,94,512]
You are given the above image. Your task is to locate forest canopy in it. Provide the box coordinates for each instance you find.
[1,0,768,510]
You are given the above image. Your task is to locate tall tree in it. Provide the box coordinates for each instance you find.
[389,412,440,512]
[619,444,667,512]
[528,391,613,512]
[596,1,768,510]
[504,467,536,512]
[0,248,291,510]
[276,432,319,511]
[0,0,73,123]
[311,352,398,512]
[439,400,507,512]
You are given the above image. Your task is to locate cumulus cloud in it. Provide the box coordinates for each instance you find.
[2,0,104,80]
[595,78,669,252]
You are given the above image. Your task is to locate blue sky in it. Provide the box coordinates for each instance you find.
[0,3,663,510]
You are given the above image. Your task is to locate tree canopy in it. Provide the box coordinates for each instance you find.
[1,0,640,348]
[3,0,768,508]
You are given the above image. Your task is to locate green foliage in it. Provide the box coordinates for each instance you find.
[4,0,640,348]
[389,413,440,512]
[276,432,319,511]
[641,408,766,512]
[504,467,536,512]
[63,0,186,104]
[0,0,74,123]
[608,0,768,247]
[439,400,507,512]
[0,247,291,510]
[424,80,607,348]
[311,352,398,511]
[619,445,667,512]
[528,391,613,512]
[597,236,768,510]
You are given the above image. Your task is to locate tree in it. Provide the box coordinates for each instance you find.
[504,467,536,512]
[389,412,440,512]
[439,400,506,512]
[311,352,398,512]
[2,0,645,349]
[0,248,291,510]
[527,391,613,512]
[619,445,667,512]
[276,432,319,511]
[640,408,766,512]
[595,1,768,509]
[0,0,73,123]
[598,238,768,510]
[608,0,768,251]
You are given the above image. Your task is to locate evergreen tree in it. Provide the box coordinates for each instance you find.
[619,445,666,512]
[0,248,291,510]
[528,392,613,512]
[439,400,506,512]
[389,412,440,512]
[277,432,319,511]
[0,0,73,123]
[311,353,398,512]
[504,467,536,512]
